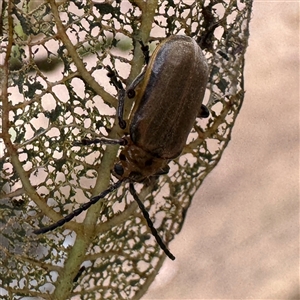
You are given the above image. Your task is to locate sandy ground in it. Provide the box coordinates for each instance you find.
[143,2,299,299]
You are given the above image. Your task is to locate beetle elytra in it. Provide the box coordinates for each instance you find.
[34,35,210,261]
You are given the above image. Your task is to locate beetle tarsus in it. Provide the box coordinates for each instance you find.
[139,40,150,64]
[73,266,86,283]
[106,66,127,129]
[106,65,123,91]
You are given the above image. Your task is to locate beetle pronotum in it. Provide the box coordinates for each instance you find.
[34,35,209,261]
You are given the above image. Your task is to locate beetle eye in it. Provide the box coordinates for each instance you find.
[119,153,126,161]
[114,164,124,176]
[127,89,135,98]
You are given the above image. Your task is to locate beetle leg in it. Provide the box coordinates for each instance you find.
[73,137,127,146]
[106,66,123,90]
[126,40,151,98]
[117,88,126,129]
[33,180,124,234]
[198,104,210,118]
[73,266,86,283]
[138,40,150,64]
[129,182,175,260]
[106,66,126,129]
[126,67,146,99]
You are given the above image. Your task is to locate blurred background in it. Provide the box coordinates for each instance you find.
[143,2,299,299]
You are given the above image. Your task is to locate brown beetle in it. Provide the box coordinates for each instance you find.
[114,35,209,182]
[34,35,209,260]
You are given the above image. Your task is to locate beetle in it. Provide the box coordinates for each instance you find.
[34,35,210,261]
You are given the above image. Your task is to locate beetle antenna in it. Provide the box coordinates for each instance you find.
[129,183,175,260]
[34,180,123,235]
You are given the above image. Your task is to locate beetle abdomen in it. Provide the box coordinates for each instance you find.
[130,35,209,159]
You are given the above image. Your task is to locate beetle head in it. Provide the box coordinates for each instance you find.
[113,137,169,182]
